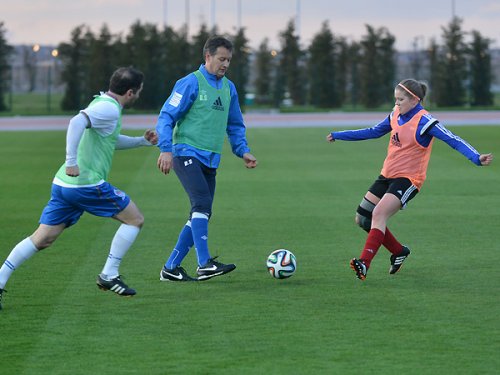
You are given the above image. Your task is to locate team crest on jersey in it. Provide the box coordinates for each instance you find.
[114,189,127,200]
[211,96,224,111]
[391,132,402,148]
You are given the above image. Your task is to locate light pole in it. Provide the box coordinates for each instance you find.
[8,65,13,112]
[31,44,40,92]
[236,0,241,31]
[185,0,190,35]
[295,0,301,39]
[210,0,216,32]
[163,0,167,28]
[47,48,58,113]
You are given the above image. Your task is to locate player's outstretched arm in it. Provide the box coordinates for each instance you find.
[116,132,157,149]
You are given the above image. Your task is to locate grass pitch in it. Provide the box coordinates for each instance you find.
[0,126,499,374]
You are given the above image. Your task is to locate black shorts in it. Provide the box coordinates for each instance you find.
[368,175,419,208]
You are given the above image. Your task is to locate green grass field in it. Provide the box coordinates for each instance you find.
[0,126,499,374]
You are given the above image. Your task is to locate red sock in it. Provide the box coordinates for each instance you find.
[383,227,403,255]
[360,228,385,268]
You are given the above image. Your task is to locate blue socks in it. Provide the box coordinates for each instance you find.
[191,212,210,266]
[165,221,194,269]
[165,213,211,269]
[190,212,211,267]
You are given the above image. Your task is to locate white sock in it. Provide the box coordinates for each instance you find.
[100,224,140,280]
[0,237,38,289]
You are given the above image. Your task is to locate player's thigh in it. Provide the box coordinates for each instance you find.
[40,184,85,227]
[364,191,381,205]
[173,157,213,200]
[386,178,419,209]
[372,193,402,221]
[367,175,390,203]
[202,164,217,200]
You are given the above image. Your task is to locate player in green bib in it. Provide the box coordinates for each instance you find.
[156,36,258,282]
[0,67,157,310]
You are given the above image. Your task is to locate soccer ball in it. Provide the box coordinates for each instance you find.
[266,249,297,279]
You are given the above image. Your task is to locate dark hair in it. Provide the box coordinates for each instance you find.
[109,66,144,95]
[203,36,233,59]
[398,78,428,101]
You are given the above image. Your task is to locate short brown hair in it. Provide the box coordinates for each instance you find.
[203,36,233,59]
[109,67,144,95]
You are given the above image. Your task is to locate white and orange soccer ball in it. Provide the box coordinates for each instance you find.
[266,249,297,279]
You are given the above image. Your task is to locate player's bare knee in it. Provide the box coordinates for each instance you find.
[137,215,145,228]
[131,212,145,228]
[371,205,386,222]
[32,236,55,250]
[117,202,144,227]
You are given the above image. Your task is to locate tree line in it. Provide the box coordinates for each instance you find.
[0,17,494,112]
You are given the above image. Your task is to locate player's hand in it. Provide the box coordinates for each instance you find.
[479,153,493,166]
[326,133,335,142]
[157,152,173,174]
[144,129,158,145]
[243,153,257,169]
[66,165,80,177]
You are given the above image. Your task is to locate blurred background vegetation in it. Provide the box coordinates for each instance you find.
[0,16,498,116]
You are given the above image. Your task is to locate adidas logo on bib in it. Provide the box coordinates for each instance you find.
[212,96,224,111]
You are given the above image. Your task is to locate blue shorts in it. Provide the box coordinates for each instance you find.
[40,182,130,227]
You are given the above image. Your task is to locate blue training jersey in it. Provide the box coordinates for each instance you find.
[156,64,250,168]
[331,104,482,166]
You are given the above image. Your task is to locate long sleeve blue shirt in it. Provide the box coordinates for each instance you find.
[331,104,482,166]
[156,64,251,168]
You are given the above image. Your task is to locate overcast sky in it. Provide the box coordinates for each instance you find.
[2,0,499,51]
